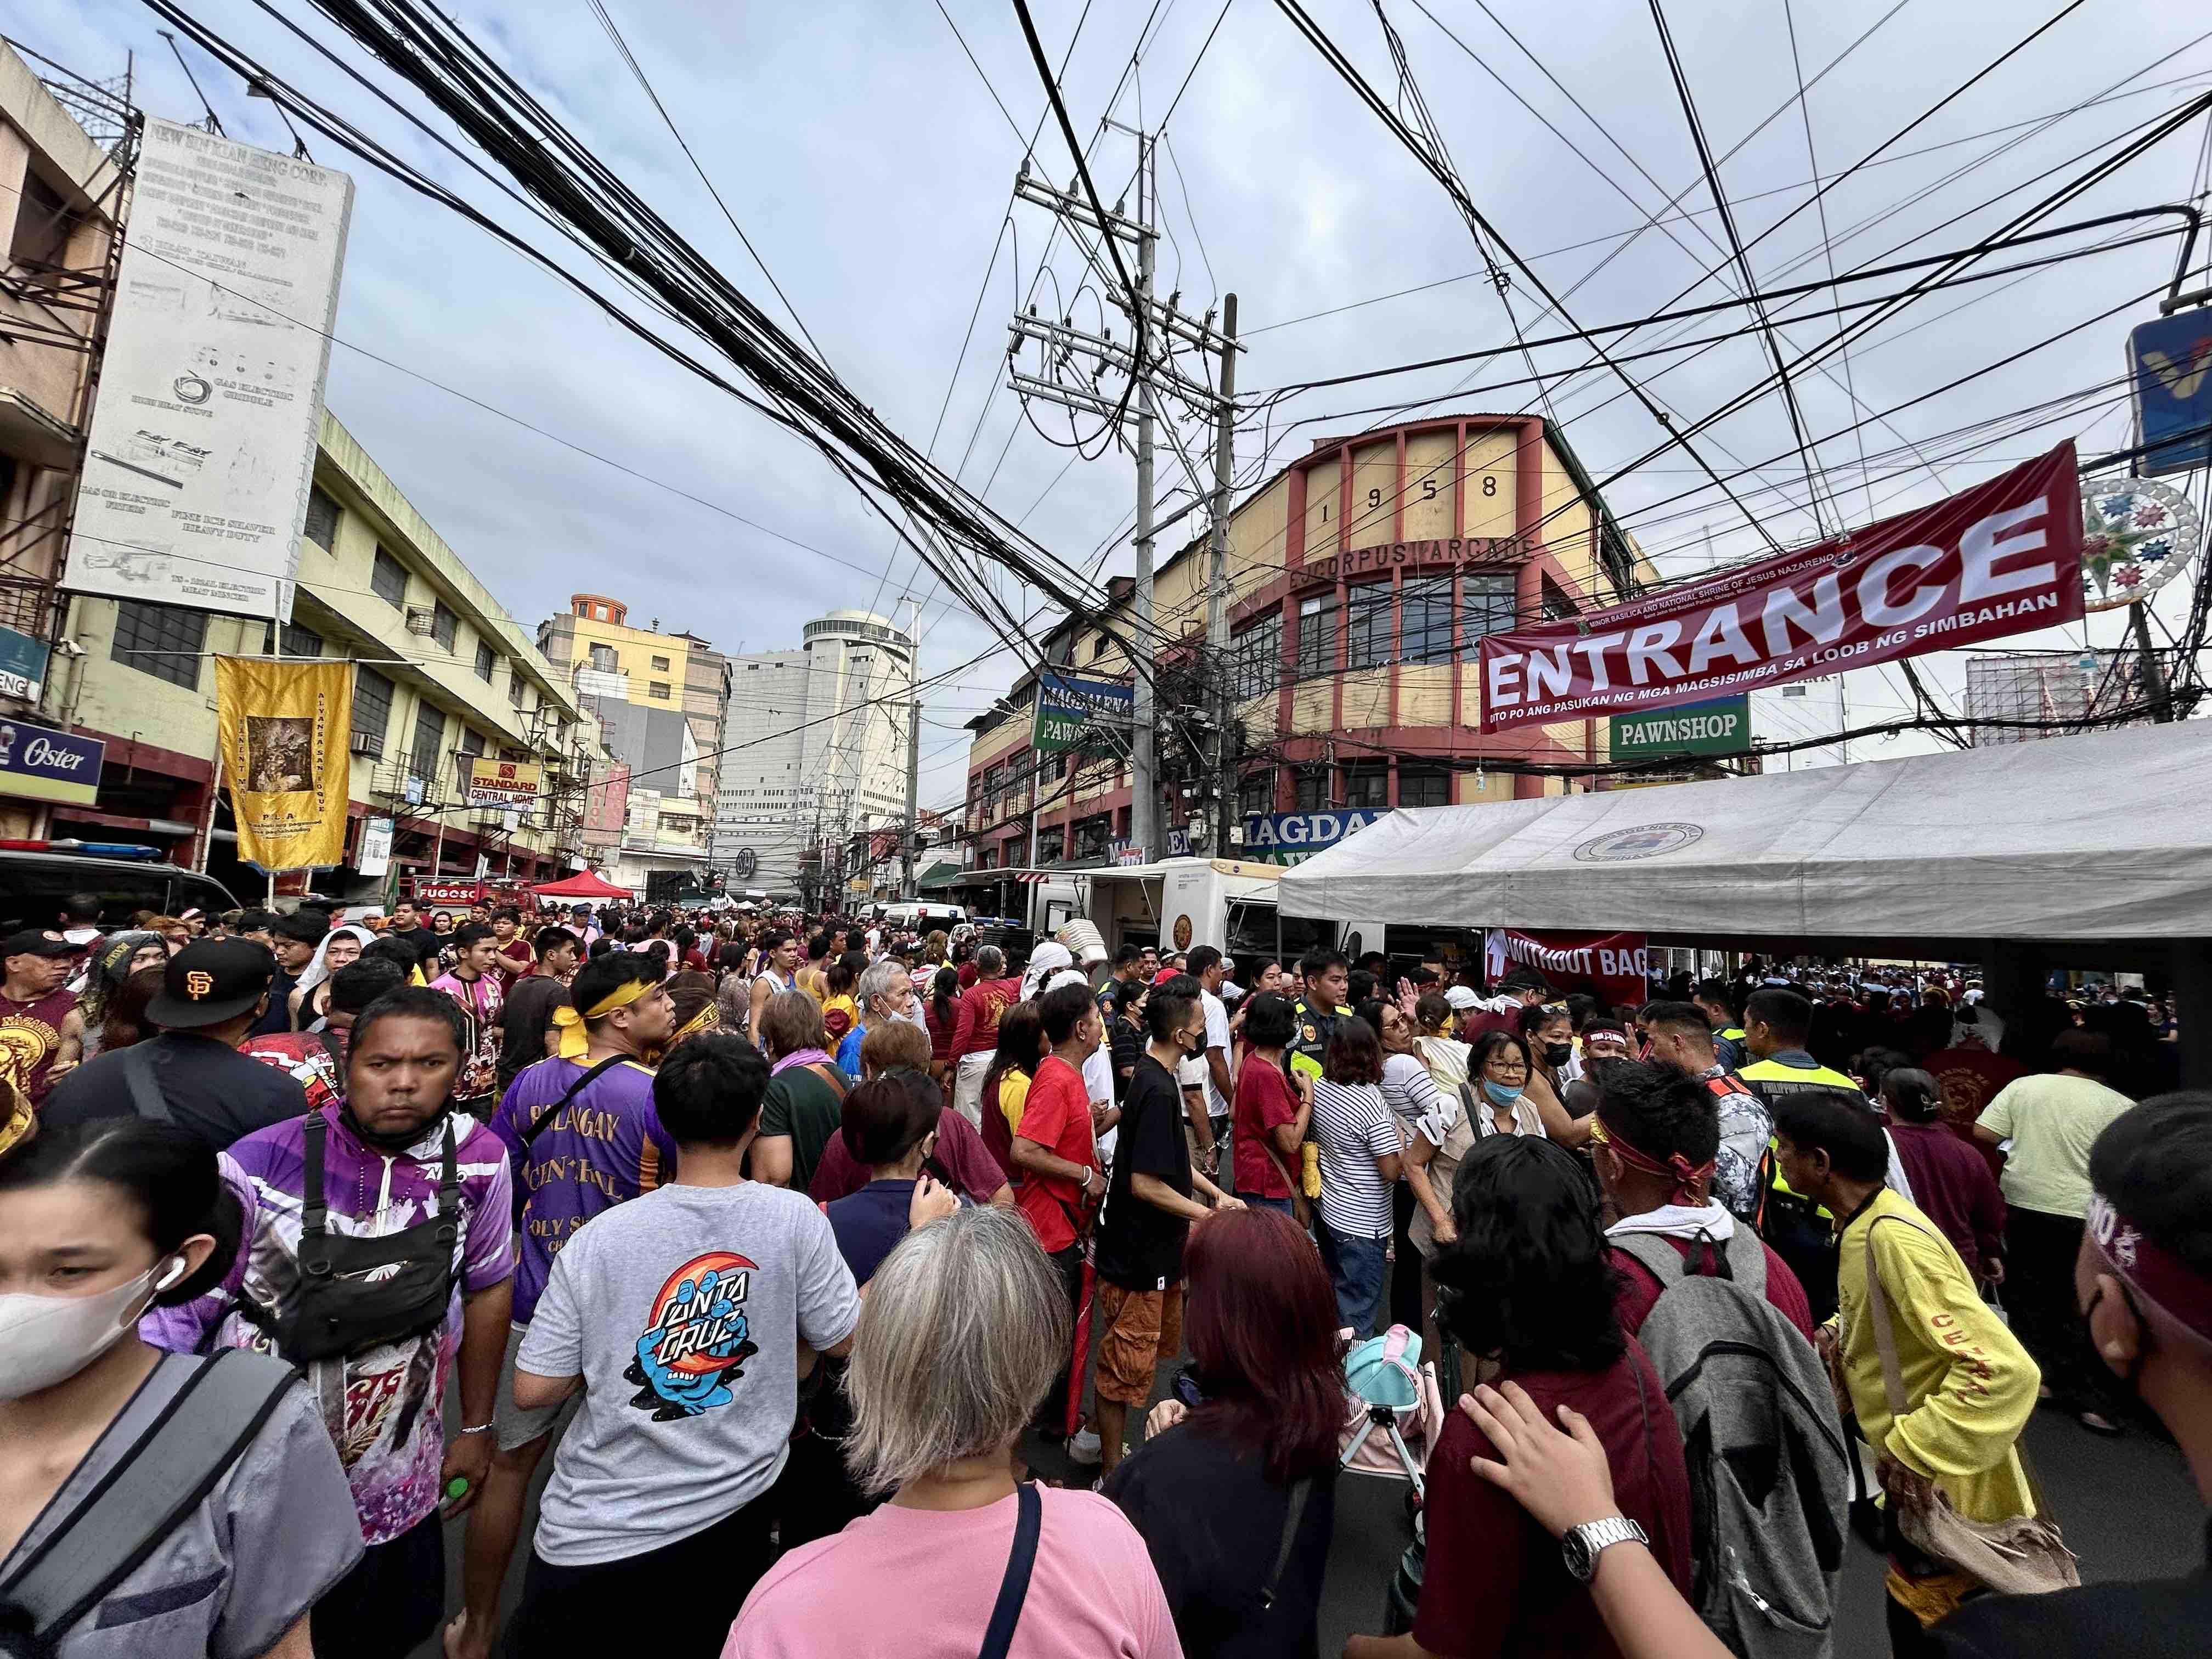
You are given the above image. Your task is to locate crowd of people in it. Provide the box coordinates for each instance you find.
[0,890,2204,1659]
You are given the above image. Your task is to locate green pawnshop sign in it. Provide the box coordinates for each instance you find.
[1030,672,1135,755]
[1608,695,1751,760]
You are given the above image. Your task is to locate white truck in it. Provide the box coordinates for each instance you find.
[1029,857,1382,966]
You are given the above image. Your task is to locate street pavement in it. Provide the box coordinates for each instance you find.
[414,1378,2199,1657]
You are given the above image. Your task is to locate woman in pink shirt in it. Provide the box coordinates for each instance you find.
[726,1206,1180,1658]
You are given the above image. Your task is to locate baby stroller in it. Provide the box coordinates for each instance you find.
[1339,1325,1449,1504]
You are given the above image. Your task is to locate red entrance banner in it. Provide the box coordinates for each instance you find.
[1478,442,2084,731]
[1485,928,1650,1012]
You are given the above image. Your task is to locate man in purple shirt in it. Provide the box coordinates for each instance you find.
[144,984,515,1659]
[449,950,675,1659]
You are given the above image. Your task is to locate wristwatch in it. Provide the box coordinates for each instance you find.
[1561,1516,1648,1583]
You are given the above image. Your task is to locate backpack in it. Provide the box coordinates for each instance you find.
[0,1351,299,1652]
[1612,1228,1851,1659]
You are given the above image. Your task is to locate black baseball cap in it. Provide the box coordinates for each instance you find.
[147,938,275,1029]
[2,929,80,960]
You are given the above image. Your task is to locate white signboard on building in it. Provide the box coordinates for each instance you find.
[357,816,393,878]
[65,119,353,620]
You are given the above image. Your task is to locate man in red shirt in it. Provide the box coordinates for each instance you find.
[1010,980,1103,1437]
[949,944,1023,1128]
[1592,1061,1815,1344]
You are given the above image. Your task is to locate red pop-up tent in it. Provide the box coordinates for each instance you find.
[530,870,635,900]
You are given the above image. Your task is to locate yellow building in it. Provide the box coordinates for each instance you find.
[39,409,599,900]
[964,411,1656,882]
[535,594,730,894]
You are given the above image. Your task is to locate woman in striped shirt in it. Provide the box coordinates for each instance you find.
[1309,1013,1404,1339]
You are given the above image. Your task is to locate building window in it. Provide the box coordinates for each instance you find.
[1239,769,1276,819]
[1230,614,1280,701]
[261,619,322,657]
[410,701,447,785]
[1397,763,1450,808]
[648,681,672,701]
[1295,595,1336,680]
[474,641,495,680]
[1342,763,1390,810]
[1035,826,1065,865]
[1040,752,1067,784]
[1460,573,1517,656]
[352,668,394,752]
[1074,814,1113,859]
[1402,575,1454,664]
[430,602,458,651]
[1294,768,1327,812]
[650,654,670,672]
[110,601,205,690]
[303,486,341,551]
[507,672,526,707]
[371,548,408,607]
[1347,583,1392,670]
[1091,635,1108,662]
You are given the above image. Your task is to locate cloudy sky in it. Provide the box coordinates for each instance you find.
[25,0,2212,808]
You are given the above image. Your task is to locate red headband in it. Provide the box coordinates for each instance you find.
[1598,1116,1715,1207]
[2087,1192,2212,1350]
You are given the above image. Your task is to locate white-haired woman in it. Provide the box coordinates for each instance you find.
[726,1206,1178,1658]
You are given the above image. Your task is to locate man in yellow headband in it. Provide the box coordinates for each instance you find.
[450,951,675,1659]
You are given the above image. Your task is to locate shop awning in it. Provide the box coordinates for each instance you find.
[1276,720,2212,945]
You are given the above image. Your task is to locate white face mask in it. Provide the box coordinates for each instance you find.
[0,1257,185,1400]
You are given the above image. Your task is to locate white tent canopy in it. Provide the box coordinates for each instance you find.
[1276,720,2212,943]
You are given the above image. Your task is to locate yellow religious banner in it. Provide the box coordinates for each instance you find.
[213,656,354,871]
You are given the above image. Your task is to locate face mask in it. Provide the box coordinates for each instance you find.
[0,1257,185,1400]
[891,1002,927,1029]
[347,1102,448,1153]
[1544,1042,1572,1068]
[1183,1028,1206,1057]
[1482,1079,1525,1107]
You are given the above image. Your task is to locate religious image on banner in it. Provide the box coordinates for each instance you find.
[213,656,354,871]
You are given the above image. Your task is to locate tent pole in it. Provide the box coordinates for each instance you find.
[2172,940,2212,1090]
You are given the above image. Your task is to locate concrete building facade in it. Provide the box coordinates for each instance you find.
[535,594,730,896]
[40,409,597,900]
[0,43,126,797]
[961,412,1652,891]
[714,609,915,901]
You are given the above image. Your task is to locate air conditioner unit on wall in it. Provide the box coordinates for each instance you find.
[405,607,437,636]
[349,733,384,757]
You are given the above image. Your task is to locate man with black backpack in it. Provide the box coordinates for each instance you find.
[1591,1060,1850,1659]
[154,985,517,1659]
[449,950,678,1659]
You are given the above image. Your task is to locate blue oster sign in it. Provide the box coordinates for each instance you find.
[2128,310,2212,477]
[0,718,104,807]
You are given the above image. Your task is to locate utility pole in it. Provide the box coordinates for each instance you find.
[1133,207,1159,862]
[1205,293,1239,858]
[1008,127,1239,861]
[901,695,922,896]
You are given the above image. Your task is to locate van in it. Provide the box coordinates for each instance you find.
[0,850,241,934]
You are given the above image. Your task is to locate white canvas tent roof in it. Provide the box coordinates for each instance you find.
[1276,720,2212,945]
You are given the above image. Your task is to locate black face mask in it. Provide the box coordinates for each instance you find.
[1544,1042,1573,1068]
[346,1102,450,1153]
